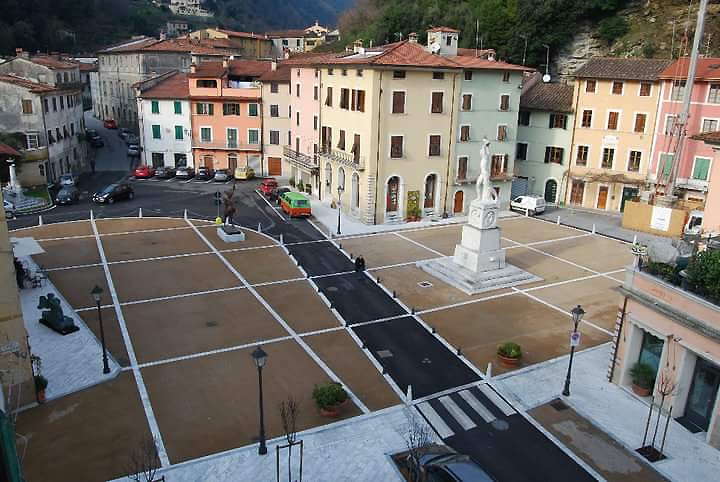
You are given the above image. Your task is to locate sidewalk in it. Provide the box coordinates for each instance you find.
[494,344,719,482]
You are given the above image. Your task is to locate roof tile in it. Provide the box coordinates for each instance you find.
[520,75,574,112]
[138,72,189,99]
[659,57,720,81]
[574,57,672,81]
[0,74,55,93]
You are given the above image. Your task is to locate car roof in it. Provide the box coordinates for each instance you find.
[284,192,308,201]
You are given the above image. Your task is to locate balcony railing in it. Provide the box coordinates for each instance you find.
[319,147,365,171]
[283,146,319,172]
[191,140,261,151]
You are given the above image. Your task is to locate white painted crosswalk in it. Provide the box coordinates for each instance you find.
[417,401,454,439]
[479,384,515,416]
[458,389,496,423]
[439,396,476,430]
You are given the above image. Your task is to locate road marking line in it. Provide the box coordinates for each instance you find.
[417,402,454,439]
[439,396,476,430]
[478,384,515,416]
[254,189,285,220]
[393,232,445,257]
[183,178,193,183]
[458,390,496,423]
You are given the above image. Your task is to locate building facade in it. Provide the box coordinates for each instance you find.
[567,58,671,212]
[650,58,720,203]
[187,29,273,59]
[259,64,291,177]
[694,131,720,234]
[266,30,306,55]
[515,74,575,204]
[136,72,194,169]
[169,0,213,17]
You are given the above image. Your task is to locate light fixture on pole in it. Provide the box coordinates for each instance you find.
[251,346,268,455]
[336,185,344,235]
[542,44,551,82]
[90,285,110,374]
[562,304,585,396]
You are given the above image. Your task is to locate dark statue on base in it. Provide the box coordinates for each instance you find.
[222,183,237,225]
[38,293,79,335]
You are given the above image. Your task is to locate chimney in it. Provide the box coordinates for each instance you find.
[409,32,418,43]
[15,48,29,60]
[271,60,277,71]
[353,39,363,54]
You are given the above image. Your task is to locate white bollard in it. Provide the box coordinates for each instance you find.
[257,222,262,233]
[90,210,94,221]
[633,234,638,244]
[556,216,561,225]
[183,209,188,220]
[38,215,43,226]
[592,223,596,234]
[138,207,143,218]
[486,362,493,380]
[406,385,413,403]
[279,234,284,245]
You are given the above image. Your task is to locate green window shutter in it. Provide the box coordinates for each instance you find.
[249,103,258,116]
[662,154,674,176]
[175,126,183,140]
[208,103,214,115]
[693,157,711,180]
[174,101,182,114]
[151,101,159,114]
[152,125,161,139]
[249,130,259,144]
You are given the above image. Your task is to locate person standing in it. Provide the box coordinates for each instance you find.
[13,257,24,289]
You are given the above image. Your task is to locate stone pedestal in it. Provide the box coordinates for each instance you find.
[217,225,245,243]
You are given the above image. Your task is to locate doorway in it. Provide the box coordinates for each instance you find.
[570,180,584,205]
[424,174,437,209]
[544,179,558,203]
[453,191,464,214]
[268,157,282,176]
[682,358,720,432]
[387,176,400,212]
[325,163,332,197]
[596,185,609,210]
[621,186,639,212]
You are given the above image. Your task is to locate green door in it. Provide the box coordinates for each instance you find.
[620,187,639,212]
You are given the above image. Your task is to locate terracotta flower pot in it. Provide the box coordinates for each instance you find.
[631,383,652,397]
[497,354,521,367]
[36,389,46,404]
[319,406,340,417]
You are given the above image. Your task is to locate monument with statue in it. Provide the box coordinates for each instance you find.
[417,139,540,294]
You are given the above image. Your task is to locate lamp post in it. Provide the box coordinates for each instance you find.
[91,285,110,374]
[251,346,268,455]
[336,185,344,235]
[562,304,585,396]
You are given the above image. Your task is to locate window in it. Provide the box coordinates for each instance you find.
[428,135,441,156]
[602,147,615,169]
[518,110,530,126]
[341,69,348,76]
[296,112,300,126]
[295,84,300,97]
[351,134,360,161]
[337,129,346,150]
[607,111,619,130]
[432,72,444,80]
[639,82,652,96]
[634,113,647,133]
[26,133,40,149]
[271,82,278,94]
[392,91,405,114]
[549,113,567,129]
[248,129,259,144]
[497,125,508,141]
[63,125,69,139]
[460,125,470,142]
[391,70,406,80]
[464,71,472,81]
[56,73,61,85]
[502,71,510,82]
[325,87,333,107]
[248,103,258,117]
[491,154,508,176]
[585,80,596,93]
[516,143,528,161]
[622,150,642,172]
[174,101,182,114]
[702,119,719,133]
[196,103,214,115]
[152,125,161,139]
[611,81,624,95]
[288,131,291,146]
[196,79,217,88]
[223,103,241,115]
[544,146,564,164]
[43,98,49,113]
[70,123,75,136]
[56,128,61,141]
[390,136,403,158]
[200,127,211,142]
[709,84,720,103]
[151,100,159,114]
[21,99,33,114]
[457,156,468,179]
[270,130,279,145]
[52,98,57,111]
[47,130,54,144]
[665,115,677,135]
[671,80,686,101]
[462,94,472,111]
[581,109,593,128]
[446,35,452,46]
[431,92,444,113]
[311,115,317,130]
[499,94,510,111]
[690,156,713,183]
[270,105,279,117]
[328,68,334,75]
[314,85,318,100]
[321,126,333,151]
[340,88,350,109]
[173,126,183,140]
[352,89,365,112]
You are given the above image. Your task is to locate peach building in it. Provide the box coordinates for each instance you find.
[694,131,720,233]
[188,60,270,172]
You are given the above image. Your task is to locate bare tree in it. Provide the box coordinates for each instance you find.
[403,410,434,482]
[279,396,300,482]
[126,436,161,482]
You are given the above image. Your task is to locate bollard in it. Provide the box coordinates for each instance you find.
[138,207,143,218]
[556,216,561,225]
[376,276,381,284]
[279,234,284,245]
[592,223,596,234]
[392,290,396,298]
[486,362,493,379]
[382,367,387,375]
[411,307,415,315]
[38,215,43,226]
[431,326,436,334]
[633,234,637,244]
[406,385,413,403]
[457,347,462,356]
[350,253,354,259]
[257,222,262,233]
[89,210,94,221]
[183,209,188,219]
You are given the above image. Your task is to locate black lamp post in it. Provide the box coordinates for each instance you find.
[91,285,110,374]
[251,346,268,455]
[336,185,344,235]
[562,304,585,396]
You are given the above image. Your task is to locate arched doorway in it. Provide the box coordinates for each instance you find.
[351,173,359,210]
[386,176,400,212]
[424,174,437,209]
[453,190,464,214]
[338,167,346,191]
[544,179,558,203]
[325,163,332,197]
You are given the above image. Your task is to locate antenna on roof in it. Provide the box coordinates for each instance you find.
[475,19,479,57]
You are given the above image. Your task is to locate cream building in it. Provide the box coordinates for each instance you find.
[259,63,291,177]
[567,58,671,212]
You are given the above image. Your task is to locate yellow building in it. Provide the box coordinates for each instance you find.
[567,58,671,212]
[187,28,274,59]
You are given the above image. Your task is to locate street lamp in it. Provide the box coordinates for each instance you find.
[251,346,268,455]
[562,304,585,396]
[91,285,110,374]
[336,185,345,235]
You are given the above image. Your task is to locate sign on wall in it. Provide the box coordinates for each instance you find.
[650,205,672,232]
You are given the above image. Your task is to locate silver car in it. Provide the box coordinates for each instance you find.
[214,169,230,182]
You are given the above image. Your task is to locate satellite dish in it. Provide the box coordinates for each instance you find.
[542,74,551,83]
[430,42,441,54]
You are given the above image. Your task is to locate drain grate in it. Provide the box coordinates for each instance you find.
[377,349,393,358]
[417,281,433,288]
[205,320,219,327]
[326,286,338,292]
[550,399,569,411]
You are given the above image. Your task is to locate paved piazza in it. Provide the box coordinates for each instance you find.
[11,214,631,481]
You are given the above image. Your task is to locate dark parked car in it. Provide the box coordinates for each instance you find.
[274,186,291,204]
[125,134,140,145]
[89,135,104,147]
[92,182,134,204]
[175,166,195,180]
[118,127,130,139]
[417,446,495,482]
[127,144,141,157]
[195,166,214,180]
[55,186,80,205]
[155,166,176,179]
[85,128,99,141]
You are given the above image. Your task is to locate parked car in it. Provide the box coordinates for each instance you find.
[234,166,255,180]
[85,128,99,141]
[59,173,78,187]
[155,166,176,179]
[127,144,141,157]
[125,134,140,145]
[260,178,278,196]
[509,195,546,216]
[418,446,495,482]
[280,192,311,217]
[195,166,214,180]
[118,127,130,139]
[175,166,195,180]
[55,185,80,205]
[133,165,155,179]
[89,135,104,148]
[3,199,15,218]
[274,186,291,204]
[103,119,117,129]
[92,182,134,204]
[213,169,230,182]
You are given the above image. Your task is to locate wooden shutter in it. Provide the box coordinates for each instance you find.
[392,91,405,114]
[428,135,441,156]
[497,125,507,141]
[337,130,346,150]
[462,94,471,111]
[351,89,356,111]
[634,114,646,133]
[326,87,333,106]
[460,126,470,142]
[500,95,509,111]
[357,90,365,112]
[608,112,619,130]
[431,92,443,113]
[391,136,403,158]
[352,134,360,161]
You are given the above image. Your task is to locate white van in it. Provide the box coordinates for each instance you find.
[510,195,546,215]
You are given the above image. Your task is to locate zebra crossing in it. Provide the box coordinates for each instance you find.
[416,383,517,440]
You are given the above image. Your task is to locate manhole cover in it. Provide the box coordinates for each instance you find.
[550,399,569,411]
[205,320,219,327]
[326,286,338,292]
[377,349,393,358]
[417,281,433,288]
[491,419,510,431]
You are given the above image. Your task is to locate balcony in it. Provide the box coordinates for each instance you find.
[20,147,49,162]
[191,140,261,151]
[319,147,365,171]
[283,146,319,173]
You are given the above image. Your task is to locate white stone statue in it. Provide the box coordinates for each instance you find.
[475,138,497,202]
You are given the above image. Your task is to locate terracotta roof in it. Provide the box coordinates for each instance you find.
[99,37,158,53]
[0,143,21,157]
[29,55,77,70]
[659,57,720,81]
[520,76,574,112]
[280,52,343,66]
[266,29,306,38]
[574,57,672,81]
[0,74,55,93]
[317,41,459,69]
[456,48,496,59]
[692,131,720,144]
[101,38,233,56]
[190,61,225,78]
[78,63,98,72]
[215,28,268,40]
[228,59,272,77]
[450,55,529,71]
[138,72,189,99]
[427,26,460,33]
[259,65,291,82]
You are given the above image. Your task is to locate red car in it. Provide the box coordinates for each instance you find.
[133,165,155,179]
[260,178,278,196]
[103,119,117,129]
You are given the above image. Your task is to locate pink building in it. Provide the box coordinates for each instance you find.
[695,131,720,233]
[650,58,720,202]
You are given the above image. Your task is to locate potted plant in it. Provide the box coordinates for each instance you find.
[312,382,348,417]
[34,375,48,403]
[297,182,304,192]
[407,206,422,222]
[497,342,522,367]
[289,177,296,188]
[629,362,655,397]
